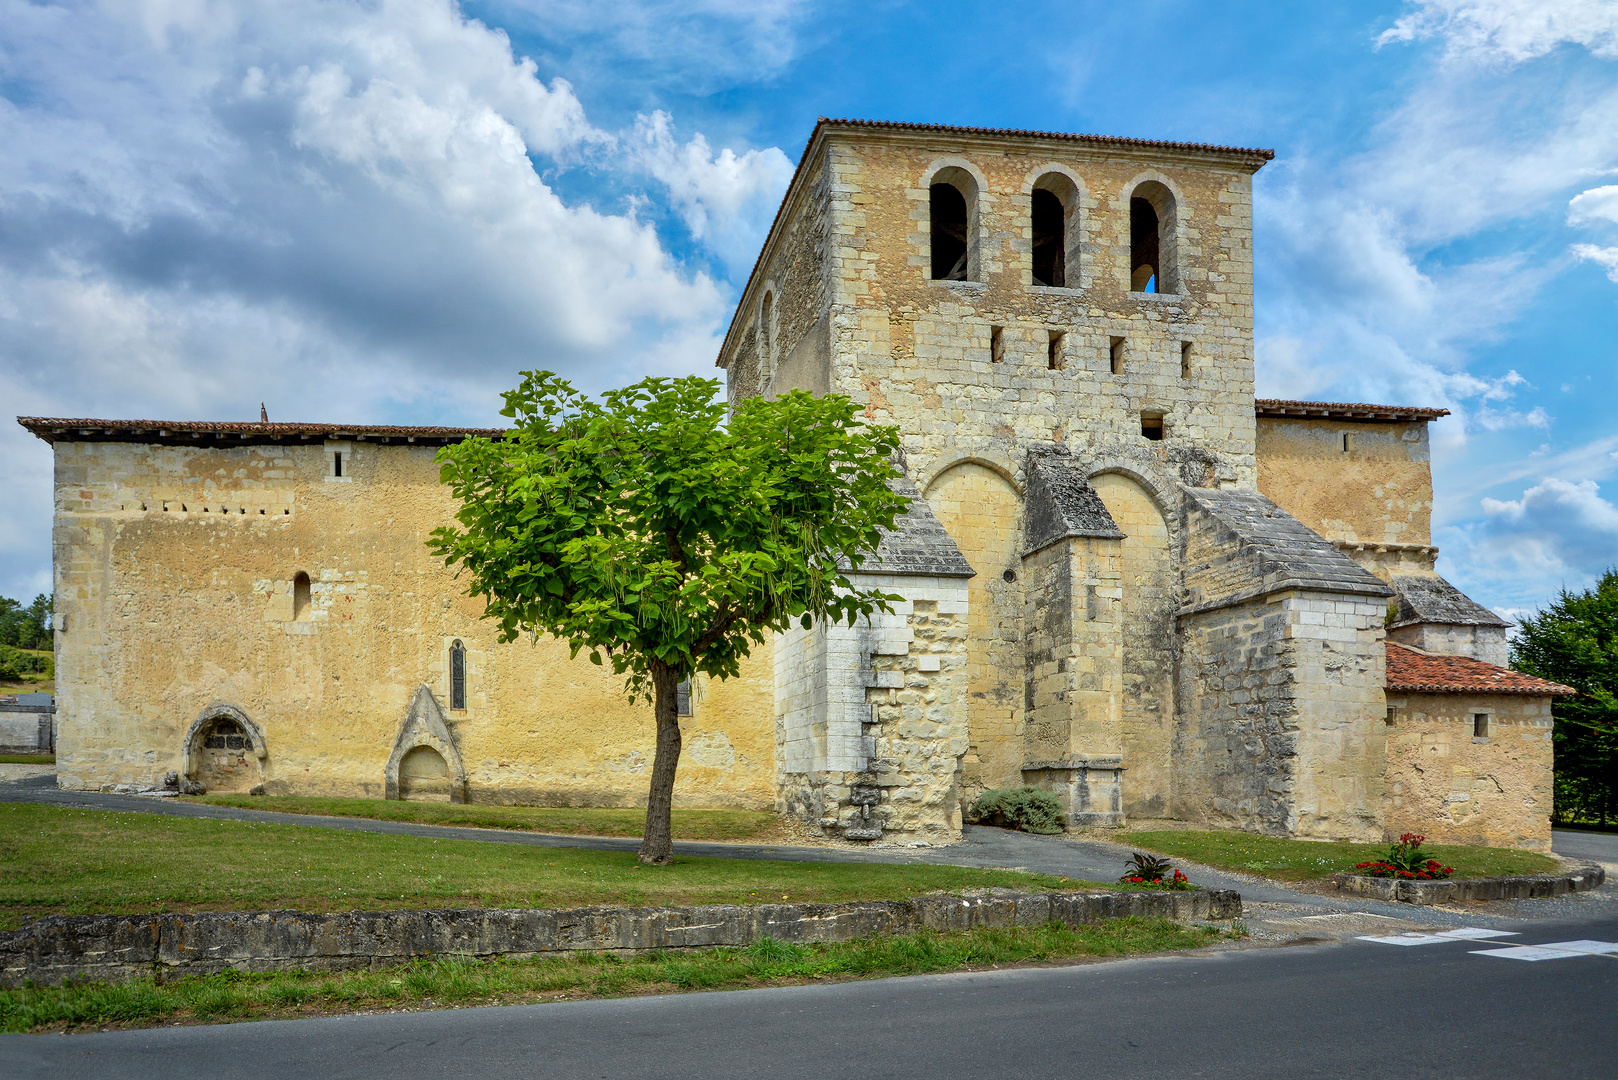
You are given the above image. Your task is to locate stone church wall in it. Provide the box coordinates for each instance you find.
[775,572,970,841]
[48,439,776,808]
[1383,691,1554,851]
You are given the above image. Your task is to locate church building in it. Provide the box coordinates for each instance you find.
[20,119,1571,850]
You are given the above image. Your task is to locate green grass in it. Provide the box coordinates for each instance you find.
[0,803,1101,925]
[192,795,785,843]
[0,754,54,765]
[0,917,1238,1033]
[1121,829,1560,882]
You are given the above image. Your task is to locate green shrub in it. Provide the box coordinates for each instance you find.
[966,787,1067,834]
[0,646,51,683]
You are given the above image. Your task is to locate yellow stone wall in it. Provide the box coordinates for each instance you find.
[49,439,775,807]
[1383,692,1554,851]
[1090,473,1176,821]
[920,461,1023,797]
[1256,417,1436,577]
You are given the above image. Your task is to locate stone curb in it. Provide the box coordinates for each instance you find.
[0,888,1240,988]
[1327,864,1605,905]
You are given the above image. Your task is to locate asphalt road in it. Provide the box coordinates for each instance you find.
[6,909,1617,1079]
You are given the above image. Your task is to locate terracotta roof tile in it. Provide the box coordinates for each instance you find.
[17,417,504,447]
[1385,642,1575,696]
[1255,400,1450,422]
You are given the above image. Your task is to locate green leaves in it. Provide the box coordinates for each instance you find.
[430,371,909,704]
[1513,569,1618,823]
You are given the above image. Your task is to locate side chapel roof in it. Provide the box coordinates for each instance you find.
[1385,642,1574,696]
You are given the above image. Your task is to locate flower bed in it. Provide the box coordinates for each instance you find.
[1353,834,1455,881]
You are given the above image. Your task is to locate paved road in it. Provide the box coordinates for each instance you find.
[6,909,1616,1079]
[3,775,1613,927]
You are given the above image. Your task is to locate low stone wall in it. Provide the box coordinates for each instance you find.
[0,888,1241,987]
[0,703,54,755]
[1328,864,1604,905]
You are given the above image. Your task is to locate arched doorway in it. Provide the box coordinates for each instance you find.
[398,745,452,801]
[924,461,1022,799]
[1091,473,1175,820]
[185,709,264,793]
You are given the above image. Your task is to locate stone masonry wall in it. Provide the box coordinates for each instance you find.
[49,440,775,808]
[1176,591,1387,841]
[775,573,970,841]
[1384,691,1554,851]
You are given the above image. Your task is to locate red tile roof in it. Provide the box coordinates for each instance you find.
[17,417,504,447]
[1385,642,1575,696]
[1256,400,1450,422]
[816,118,1275,160]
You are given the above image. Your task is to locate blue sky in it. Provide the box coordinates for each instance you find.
[2,0,1616,624]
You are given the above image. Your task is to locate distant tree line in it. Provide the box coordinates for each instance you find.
[0,594,51,650]
[1512,569,1618,827]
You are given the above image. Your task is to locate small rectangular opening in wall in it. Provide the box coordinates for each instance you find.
[1386,707,1398,726]
[1181,341,1193,379]
[1474,713,1491,738]
[1110,336,1125,375]
[1047,330,1065,370]
[1342,433,1354,453]
[990,325,1005,363]
[1140,413,1164,441]
[334,451,344,477]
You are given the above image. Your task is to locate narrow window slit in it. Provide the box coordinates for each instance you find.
[1181,341,1193,379]
[990,325,1005,363]
[1110,336,1125,375]
[1047,331,1066,371]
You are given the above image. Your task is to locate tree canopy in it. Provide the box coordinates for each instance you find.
[0,594,50,651]
[1512,569,1618,826]
[429,372,909,862]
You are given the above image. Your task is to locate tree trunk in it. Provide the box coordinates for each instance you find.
[638,660,683,865]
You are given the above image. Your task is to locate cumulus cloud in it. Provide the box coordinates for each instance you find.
[631,111,794,272]
[0,0,796,599]
[1379,0,1618,63]
[1572,242,1618,280]
[1568,183,1618,225]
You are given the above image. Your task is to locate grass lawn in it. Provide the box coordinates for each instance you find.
[0,918,1238,1033]
[1120,829,1560,882]
[0,803,1101,927]
[0,754,54,765]
[191,795,785,843]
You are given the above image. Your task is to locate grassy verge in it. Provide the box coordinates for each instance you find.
[0,803,1098,925]
[1121,829,1560,882]
[192,795,785,843]
[0,917,1238,1033]
[0,754,54,765]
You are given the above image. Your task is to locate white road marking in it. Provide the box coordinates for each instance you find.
[1471,940,1618,961]
[1358,928,1519,946]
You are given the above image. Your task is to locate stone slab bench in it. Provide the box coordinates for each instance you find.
[0,887,1241,987]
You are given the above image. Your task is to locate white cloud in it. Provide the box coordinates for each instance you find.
[631,111,794,272]
[1571,242,1618,280]
[1568,183,1618,225]
[1379,0,1618,63]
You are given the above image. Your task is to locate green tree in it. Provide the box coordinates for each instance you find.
[0,594,50,650]
[1512,569,1618,826]
[429,372,909,864]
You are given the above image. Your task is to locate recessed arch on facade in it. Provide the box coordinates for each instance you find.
[386,685,469,803]
[1124,174,1184,295]
[921,452,1023,498]
[1025,165,1087,289]
[181,703,267,794]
